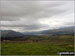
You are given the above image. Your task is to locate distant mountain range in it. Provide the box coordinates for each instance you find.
[1,30,24,38]
[22,26,74,35]
[0,26,74,38]
[39,26,74,35]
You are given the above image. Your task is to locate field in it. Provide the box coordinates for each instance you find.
[1,35,74,55]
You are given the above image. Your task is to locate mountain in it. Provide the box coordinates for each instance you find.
[1,26,74,38]
[0,26,74,41]
[22,26,74,35]
[1,30,24,38]
[40,26,74,35]
[22,32,39,35]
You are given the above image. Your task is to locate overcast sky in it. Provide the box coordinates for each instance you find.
[0,0,74,32]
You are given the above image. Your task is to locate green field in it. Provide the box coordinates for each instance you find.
[1,35,74,55]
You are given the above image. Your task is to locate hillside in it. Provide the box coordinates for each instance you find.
[39,26,74,35]
[1,30,24,38]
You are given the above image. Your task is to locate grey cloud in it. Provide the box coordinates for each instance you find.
[0,16,20,21]
[0,24,49,31]
[0,0,74,32]
[0,1,68,21]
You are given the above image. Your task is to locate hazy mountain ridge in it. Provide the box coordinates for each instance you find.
[39,26,74,35]
[1,26,74,38]
[1,30,24,38]
[22,26,74,35]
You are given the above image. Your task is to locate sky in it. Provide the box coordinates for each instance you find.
[0,0,74,32]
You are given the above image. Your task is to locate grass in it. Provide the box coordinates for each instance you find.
[1,42,74,55]
[1,35,74,55]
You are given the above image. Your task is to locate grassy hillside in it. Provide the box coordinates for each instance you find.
[1,42,74,55]
[1,35,74,55]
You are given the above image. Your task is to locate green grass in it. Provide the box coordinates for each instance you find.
[1,42,74,55]
[1,35,74,55]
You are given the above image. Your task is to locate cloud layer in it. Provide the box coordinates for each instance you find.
[0,0,74,32]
